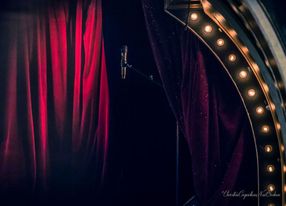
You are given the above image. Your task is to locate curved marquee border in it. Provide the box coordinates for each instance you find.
[165,0,286,205]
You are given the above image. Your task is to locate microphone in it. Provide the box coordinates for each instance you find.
[121,45,128,79]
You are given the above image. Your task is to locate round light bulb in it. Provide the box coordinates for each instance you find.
[264,145,273,153]
[268,203,275,206]
[267,184,275,192]
[267,165,275,173]
[263,83,269,93]
[256,106,264,115]
[247,89,256,97]
[283,165,286,173]
[204,25,213,33]
[190,13,199,21]
[216,39,224,47]
[228,54,236,62]
[239,70,248,79]
[270,102,276,110]
[261,125,270,133]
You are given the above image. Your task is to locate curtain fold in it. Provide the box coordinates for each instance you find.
[0,0,109,198]
[142,1,257,205]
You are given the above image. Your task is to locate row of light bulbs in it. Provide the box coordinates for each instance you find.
[191,13,272,134]
[189,12,281,196]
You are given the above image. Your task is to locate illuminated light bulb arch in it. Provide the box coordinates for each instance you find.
[165,0,286,205]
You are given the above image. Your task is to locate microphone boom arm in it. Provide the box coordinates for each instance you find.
[125,64,163,88]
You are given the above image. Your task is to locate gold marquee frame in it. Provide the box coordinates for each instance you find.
[164,0,286,205]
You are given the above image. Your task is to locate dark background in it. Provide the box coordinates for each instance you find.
[102,0,176,205]
[102,0,192,205]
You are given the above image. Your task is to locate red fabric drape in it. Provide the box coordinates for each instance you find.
[0,0,109,195]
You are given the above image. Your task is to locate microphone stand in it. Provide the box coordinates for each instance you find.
[122,64,181,206]
[122,64,163,88]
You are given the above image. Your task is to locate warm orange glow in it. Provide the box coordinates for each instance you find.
[252,63,260,73]
[216,39,224,47]
[239,70,248,79]
[247,89,256,97]
[276,123,281,130]
[214,13,225,23]
[261,125,270,133]
[202,1,212,12]
[228,54,236,62]
[262,83,269,93]
[281,145,285,152]
[256,106,264,115]
[229,29,237,37]
[241,46,249,54]
[190,13,198,21]
[265,145,272,153]
[267,184,275,192]
[270,102,276,111]
[283,165,286,173]
[267,165,275,173]
[204,25,213,33]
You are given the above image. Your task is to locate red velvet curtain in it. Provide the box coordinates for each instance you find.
[0,0,109,198]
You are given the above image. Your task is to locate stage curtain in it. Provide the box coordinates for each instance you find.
[142,1,257,205]
[0,0,109,199]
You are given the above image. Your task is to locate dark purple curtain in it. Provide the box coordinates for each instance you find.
[142,1,257,205]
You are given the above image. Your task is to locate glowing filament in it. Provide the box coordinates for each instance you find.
[256,106,264,115]
[261,125,270,133]
[247,89,256,97]
[270,102,276,110]
[228,54,236,62]
[190,13,199,21]
[204,25,213,33]
[216,39,224,47]
[267,165,275,173]
[267,184,275,192]
[239,70,248,79]
[264,145,272,153]
[263,83,269,93]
